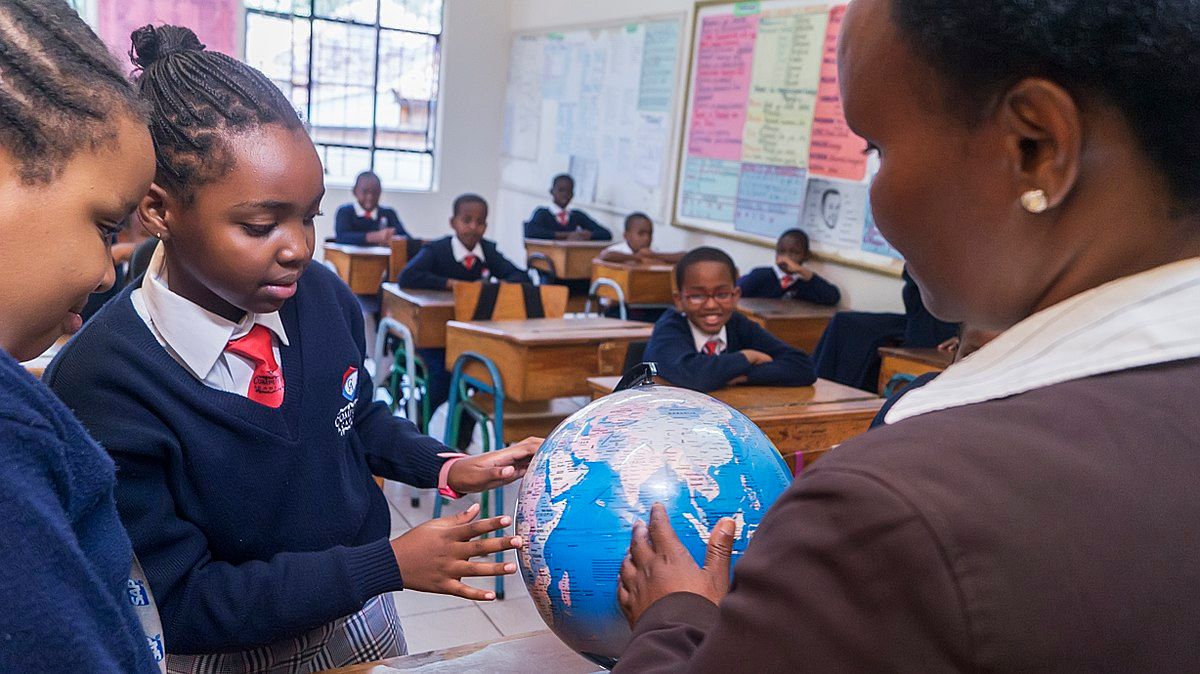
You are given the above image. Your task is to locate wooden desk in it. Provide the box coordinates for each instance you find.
[524,239,609,280]
[736,298,836,354]
[446,318,653,403]
[877,347,953,394]
[388,237,424,283]
[381,284,455,349]
[591,260,675,305]
[588,376,883,471]
[326,630,594,673]
[323,243,391,295]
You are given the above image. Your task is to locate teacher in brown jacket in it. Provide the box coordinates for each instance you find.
[615,0,1200,671]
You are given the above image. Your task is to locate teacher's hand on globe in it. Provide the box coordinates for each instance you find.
[617,503,736,627]
[447,436,542,494]
[390,502,522,601]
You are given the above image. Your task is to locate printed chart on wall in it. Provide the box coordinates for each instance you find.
[501,17,686,220]
[673,0,903,273]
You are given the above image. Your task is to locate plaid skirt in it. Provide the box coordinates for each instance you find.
[166,595,405,674]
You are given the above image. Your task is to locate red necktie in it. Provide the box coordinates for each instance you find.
[702,339,721,356]
[364,209,377,221]
[781,275,796,291]
[463,255,478,271]
[225,324,284,408]
[557,210,569,226]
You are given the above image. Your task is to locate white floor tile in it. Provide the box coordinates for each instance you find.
[400,605,502,654]
[392,587,477,617]
[479,595,548,637]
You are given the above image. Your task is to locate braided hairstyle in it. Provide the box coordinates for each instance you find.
[129,24,303,203]
[0,0,145,184]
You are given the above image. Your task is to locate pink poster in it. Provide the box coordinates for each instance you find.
[808,5,867,181]
[98,0,240,69]
[687,14,759,162]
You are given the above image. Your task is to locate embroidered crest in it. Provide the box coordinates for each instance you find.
[342,366,358,401]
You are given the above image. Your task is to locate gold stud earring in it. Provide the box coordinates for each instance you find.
[1021,189,1049,214]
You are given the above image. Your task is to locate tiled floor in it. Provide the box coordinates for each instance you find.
[381,480,544,655]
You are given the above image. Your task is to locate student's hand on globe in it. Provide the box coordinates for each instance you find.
[740,349,774,365]
[618,503,735,627]
[447,436,541,494]
[389,503,521,600]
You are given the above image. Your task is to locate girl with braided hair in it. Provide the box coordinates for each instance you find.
[0,1,161,672]
[46,24,538,673]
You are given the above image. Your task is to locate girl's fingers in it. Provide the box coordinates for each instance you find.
[440,580,497,601]
[454,514,511,539]
[455,560,518,578]
[448,503,481,525]
[469,535,523,557]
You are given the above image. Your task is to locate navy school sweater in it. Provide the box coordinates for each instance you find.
[333,204,408,245]
[0,349,158,673]
[398,235,528,290]
[523,206,613,241]
[737,266,842,306]
[644,310,817,393]
[45,263,452,654]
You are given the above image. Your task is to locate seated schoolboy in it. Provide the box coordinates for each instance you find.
[334,170,408,245]
[738,229,841,305]
[47,27,534,671]
[399,194,529,416]
[644,247,816,393]
[523,173,613,241]
[599,212,685,265]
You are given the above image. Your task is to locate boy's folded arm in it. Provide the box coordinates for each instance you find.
[741,322,817,386]
[648,335,752,392]
[396,248,449,290]
[333,207,370,246]
[798,274,842,306]
[523,209,557,239]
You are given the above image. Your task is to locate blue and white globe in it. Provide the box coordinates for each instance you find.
[515,385,792,667]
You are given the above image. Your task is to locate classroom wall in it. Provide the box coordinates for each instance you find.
[313,0,512,256]
[500,0,906,312]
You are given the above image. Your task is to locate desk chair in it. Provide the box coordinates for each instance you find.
[525,252,558,287]
[388,237,424,283]
[583,278,628,320]
[435,352,509,599]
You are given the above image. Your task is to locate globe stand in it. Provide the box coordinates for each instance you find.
[614,362,658,392]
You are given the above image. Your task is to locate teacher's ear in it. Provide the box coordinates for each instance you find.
[997,78,1083,215]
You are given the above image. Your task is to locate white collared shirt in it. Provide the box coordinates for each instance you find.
[886,257,1200,424]
[131,242,290,396]
[450,236,485,265]
[353,202,387,226]
[603,241,635,256]
[688,318,728,355]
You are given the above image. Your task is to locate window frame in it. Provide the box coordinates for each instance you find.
[245,0,444,191]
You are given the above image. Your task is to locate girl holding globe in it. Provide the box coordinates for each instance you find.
[615,0,1200,670]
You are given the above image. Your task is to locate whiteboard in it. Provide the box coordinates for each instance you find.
[500,16,687,221]
[672,0,903,274]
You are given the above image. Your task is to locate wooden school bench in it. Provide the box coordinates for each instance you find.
[323,242,392,295]
[325,630,593,673]
[380,284,456,349]
[446,317,653,404]
[735,298,836,354]
[877,346,954,395]
[590,259,675,306]
[588,375,884,472]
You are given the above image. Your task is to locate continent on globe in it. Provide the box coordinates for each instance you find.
[515,385,792,668]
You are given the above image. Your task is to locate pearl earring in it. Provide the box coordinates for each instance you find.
[1021,189,1049,214]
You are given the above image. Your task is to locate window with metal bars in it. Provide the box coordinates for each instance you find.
[245,0,443,190]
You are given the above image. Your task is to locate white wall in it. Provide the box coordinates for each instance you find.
[314,0,513,256]
[501,0,905,312]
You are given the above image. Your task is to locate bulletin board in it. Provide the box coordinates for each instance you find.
[500,15,688,221]
[672,0,903,274]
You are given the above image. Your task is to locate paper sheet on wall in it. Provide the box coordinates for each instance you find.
[503,35,543,160]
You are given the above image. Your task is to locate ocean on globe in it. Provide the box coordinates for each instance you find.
[515,384,792,668]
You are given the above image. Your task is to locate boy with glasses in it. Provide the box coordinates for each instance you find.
[643,247,816,392]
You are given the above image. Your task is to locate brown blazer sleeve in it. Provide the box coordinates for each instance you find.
[616,466,973,673]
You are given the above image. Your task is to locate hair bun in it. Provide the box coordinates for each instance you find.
[130,24,206,69]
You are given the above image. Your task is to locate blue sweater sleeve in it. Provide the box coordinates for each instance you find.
[741,320,817,387]
[523,208,558,240]
[792,274,841,306]
[577,211,613,241]
[487,246,530,283]
[381,208,409,238]
[334,206,370,246]
[397,245,449,290]
[644,315,753,393]
[346,293,450,488]
[0,419,158,674]
[737,270,772,298]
